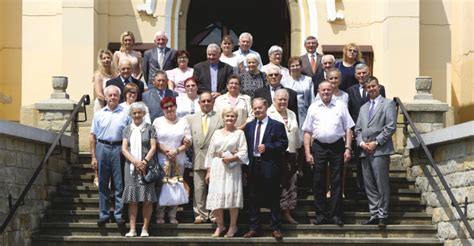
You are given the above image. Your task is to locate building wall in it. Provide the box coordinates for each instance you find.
[14,0,473,124]
[0,0,22,121]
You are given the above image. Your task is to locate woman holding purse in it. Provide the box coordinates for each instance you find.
[205,107,249,237]
[121,102,158,237]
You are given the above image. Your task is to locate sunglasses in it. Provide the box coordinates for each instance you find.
[268,73,280,77]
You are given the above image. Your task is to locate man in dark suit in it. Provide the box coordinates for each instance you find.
[300,36,323,77]
[354,76,396,227]
[311,54,336,96]
[347,64,386,197]
[141,70,178,122]
[254,65,299,124]
[106,59,145,103]
[143,31,177,85]
[193,43,233,98]
[243,97,288,240]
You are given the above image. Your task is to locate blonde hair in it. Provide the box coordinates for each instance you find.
[96,49,117,77]
[119,31,136,52]
[221,107,239,119]
[342,43,362,62]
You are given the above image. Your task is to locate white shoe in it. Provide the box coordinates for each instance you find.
[140,229,149,237]
[125,230,137,237]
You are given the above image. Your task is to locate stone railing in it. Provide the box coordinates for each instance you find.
[407,121,474,245]
[0,120,75,246]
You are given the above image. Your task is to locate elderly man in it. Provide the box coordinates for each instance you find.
[312,54,336,94]
[186,91,224,224]
[303,81,354,226]
[355,76,396,227]
[90,85,130,226]
[106,59,145,102]
[193,43,233,98]
[233,32,263,71]
[243,97,288,240]
[142,70,178,122]
[300,36,323,77]
[254,65,299,124]
[143,31,177,85]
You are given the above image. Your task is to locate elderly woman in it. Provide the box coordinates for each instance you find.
[335,43,364,91]
[120,83,151,124]
[205,107,248,237]
[113,31,143,80]
[153,97,192,224]
[93,49,117,112]
[121,102,158,237]
[315,68,349,105]
[239,54,266,98]
[214,75,253,129]
[261,45,290,83]
[267,89,301,224]
[176,77,201,118]
[166,50,194,94]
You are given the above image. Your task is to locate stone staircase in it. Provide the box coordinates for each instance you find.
[31,153,442,245]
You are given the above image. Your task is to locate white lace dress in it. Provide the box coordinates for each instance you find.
[205,130,248,210]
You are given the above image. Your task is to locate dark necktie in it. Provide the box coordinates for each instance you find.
[124,78,130,85]
[254,120,263,154]
[368,100,375,120]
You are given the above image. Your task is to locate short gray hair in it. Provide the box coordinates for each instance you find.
[252,97,268,107]
[273,89,289,103]
[104,85,121,97]
[321,54,335,63]
[355,63,368,71]
[246,53,259,64]
[268,45,283,56]
[207,43,221,53]
[154,31,168,40]
[239,32,253,42]
[128,102,147,117]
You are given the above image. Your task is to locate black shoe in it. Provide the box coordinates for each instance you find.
[115,218,126,226]
[361,216,379,225]
[97,217,109,226]
[332,216,344,226]
[378,218,387,227]
[312,215,327,225]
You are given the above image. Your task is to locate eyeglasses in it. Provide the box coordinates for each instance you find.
[268,73,280,77]
[348,49,358,53]
[163,104,176,109]
[128,91,137,94]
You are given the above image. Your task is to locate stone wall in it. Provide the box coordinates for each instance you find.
[0,121,75,246]
[406,121,474,245]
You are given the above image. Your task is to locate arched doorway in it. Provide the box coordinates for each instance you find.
[185,0,291,67]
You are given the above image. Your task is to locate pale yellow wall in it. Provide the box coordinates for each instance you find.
[315,0,419,102]
[0,0,22,121]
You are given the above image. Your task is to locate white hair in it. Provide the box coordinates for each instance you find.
[104,85,121,97]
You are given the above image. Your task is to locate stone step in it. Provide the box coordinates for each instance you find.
[32,235,443,246]
[32,235,442,246]
[43,209,432,224]
[36,223,438,238]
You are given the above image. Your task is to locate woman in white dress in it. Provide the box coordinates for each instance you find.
[205,107,248,237]
[267,89,301,224]
[175,77,200,118]
[113,31,143,80]
[214,75,253,129]
[166,50,194,94]
[153,97,192,224]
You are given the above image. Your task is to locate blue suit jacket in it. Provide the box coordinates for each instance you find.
[244,117,288,179]
[142,88,178,123]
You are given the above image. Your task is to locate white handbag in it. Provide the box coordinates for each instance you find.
[158,160,189,206]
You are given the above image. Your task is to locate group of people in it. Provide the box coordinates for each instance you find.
[90,30,397,239]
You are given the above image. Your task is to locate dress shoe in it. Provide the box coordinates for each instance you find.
[361,216,379,225]
[312,215,327,225]
[272,230,283,240]
[97,217,109,226]
[211,226,227,237]
[378,218,387,227]
[243,230,258,238]
[115,218,126,226]
[331,216,344,226]
[125,230,137,237]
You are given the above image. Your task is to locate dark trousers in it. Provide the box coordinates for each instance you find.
[312,138,344,219]
[352,140,365,192]
[248,157,282,231]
